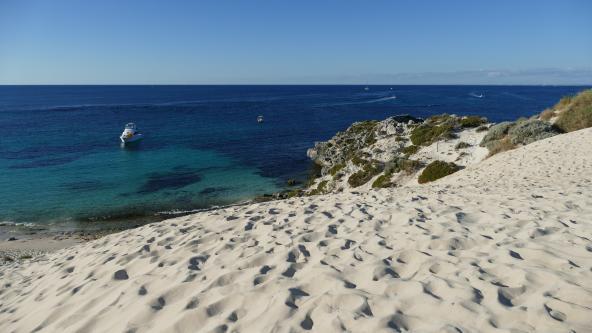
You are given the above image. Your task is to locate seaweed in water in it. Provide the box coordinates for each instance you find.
[137,167,203,194]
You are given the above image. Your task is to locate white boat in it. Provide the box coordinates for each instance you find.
[257,115,264,123]
[364,86,370,91]
[120,123,144,144]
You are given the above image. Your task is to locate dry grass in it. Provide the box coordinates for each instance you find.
[539,109,556,121]
[487,137,516,157]
[554,90,592,133]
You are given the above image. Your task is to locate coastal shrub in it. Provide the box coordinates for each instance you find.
[476,125,489,132]
[410,124,454,146]
[487,138,516,157]
[455,142,471,150]
[395,136,407,142]
[507,119,560,145]
[351,155,366,167]
[539,109,556,121]
[371,172,392,188]
[554,90,592,132]
[402,145,420,156]
[348,162,382,188]
[460,116,487,128]
[328,163,345,176]
[309,180,329,195]
[480,121,514,147]
[426,114,455,124]
[418,161,461,184]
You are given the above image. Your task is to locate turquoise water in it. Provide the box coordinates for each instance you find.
[0,85,588,228]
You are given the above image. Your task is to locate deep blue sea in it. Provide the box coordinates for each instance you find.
[0,85,588,229]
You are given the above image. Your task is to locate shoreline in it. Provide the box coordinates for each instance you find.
[1,128,590,332]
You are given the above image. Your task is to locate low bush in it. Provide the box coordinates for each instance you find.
[328,163,345,176]
[418,161,461,184]
[476,125,489,132]
[309,180,328,195]
[410,124,454,146]
[348,162,382,188]
[480,121,514,147]
[507,119,559,145]
[460,116,487,128]
[402,145,420,156]
[371,173,392,188]
[455,142,471,150]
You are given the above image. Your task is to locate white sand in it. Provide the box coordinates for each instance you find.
[1,129,591,333]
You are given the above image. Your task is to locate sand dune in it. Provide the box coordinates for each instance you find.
[1,129,592,333]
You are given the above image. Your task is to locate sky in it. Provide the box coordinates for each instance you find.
[0,0,591,85]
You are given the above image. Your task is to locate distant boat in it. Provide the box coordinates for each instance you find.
[470,92,484,98]
[120,122,143,144]
[257,115,264,123]
[364,86,370,91]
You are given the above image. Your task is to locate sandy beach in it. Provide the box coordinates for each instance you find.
[1,127,590,332]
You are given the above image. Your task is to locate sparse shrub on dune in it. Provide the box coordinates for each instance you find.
[486,137,516,157]
[328,163,344,176]
[507,119,560,145]
[348,161,383,188]
[402,145,420,156]
[476,125,489,132]
[460,116,487,128]
[539,109,556,121]
[554,89,592,133]
[480,121,514,147]
[309,180,328,195]
[455,142,471,150]
[418,161,461,184]
[410,123,455,146]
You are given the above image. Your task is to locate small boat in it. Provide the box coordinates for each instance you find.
[364,86,370,91]
[120,122,144,144]
[257,115,264,123]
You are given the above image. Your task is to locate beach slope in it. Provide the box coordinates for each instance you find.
[1,129,591,332]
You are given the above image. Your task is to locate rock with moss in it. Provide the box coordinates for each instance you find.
[418,161,461,184]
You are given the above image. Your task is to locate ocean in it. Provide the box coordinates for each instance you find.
[0,85,588,229]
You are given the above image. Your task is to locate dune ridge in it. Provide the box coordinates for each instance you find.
[1,129,592,332]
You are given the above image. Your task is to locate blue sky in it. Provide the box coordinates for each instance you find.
[1,0,591,84]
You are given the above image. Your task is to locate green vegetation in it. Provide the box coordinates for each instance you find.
[309,180,329,195]
[476,125,489,132]
[305,162,323,187]
[402,145,420,156]
[348,161,382,188]
[19,255,33,260]
[418,161,461,184]
[554,89,592,133]
[455,142,471,150]
[372,173,392,188]
[351,155,366,166]
[328,163,345,176]
[460,116,487,128]
[410,123,454,146]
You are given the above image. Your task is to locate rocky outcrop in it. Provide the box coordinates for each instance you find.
[304,114,490,195]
